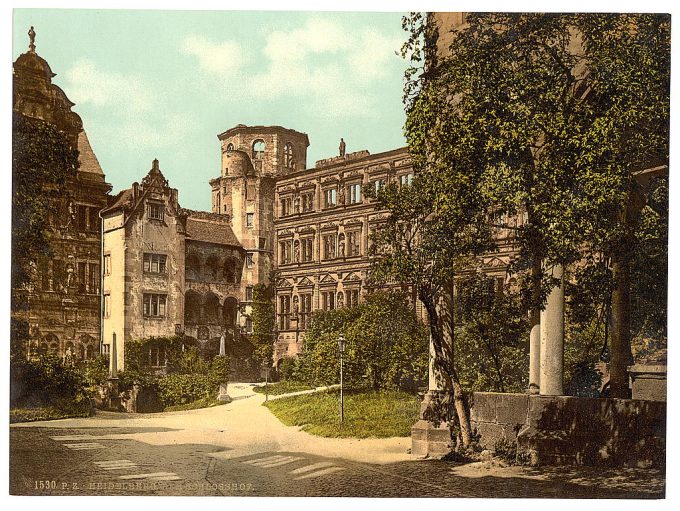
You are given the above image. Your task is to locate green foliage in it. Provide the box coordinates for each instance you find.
[297,291,428,391]
[10,355,91,415]
[84,354,110,389]
[277,357,301,381]
[12,112,78,305]
[250,281,276,367]
[264,390,421,438]
[454,274,529,393]
[253,380,314,396]
[156,373,219,407]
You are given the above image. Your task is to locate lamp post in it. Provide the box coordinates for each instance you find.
[337,334,346,423]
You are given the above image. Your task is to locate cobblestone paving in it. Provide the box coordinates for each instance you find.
[10,426,664,498]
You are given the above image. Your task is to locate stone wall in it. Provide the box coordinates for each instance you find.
[469,392,665,467]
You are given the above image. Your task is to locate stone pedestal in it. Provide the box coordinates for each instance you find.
[217,383,232,403]
[107,377,122,411]
[539,264,564,396]
[411,418,453,457]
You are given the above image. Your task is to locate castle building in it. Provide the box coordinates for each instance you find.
[12,28,111,361]
[101,160,245,371]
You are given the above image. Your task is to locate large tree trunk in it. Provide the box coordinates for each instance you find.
[421,291,472,448]
[609,250,633,398]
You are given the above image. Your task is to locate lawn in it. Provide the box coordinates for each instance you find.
[252,380,315,396]
[263,389,421,438]
[10,405,91,423]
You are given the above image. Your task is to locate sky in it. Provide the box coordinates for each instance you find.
[12,9,410,210]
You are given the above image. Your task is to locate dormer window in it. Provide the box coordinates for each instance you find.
[147,202,164,221]
[284,143,294,168]
[252,140,265,160]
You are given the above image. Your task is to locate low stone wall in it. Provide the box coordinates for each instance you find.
[469,392,666,467]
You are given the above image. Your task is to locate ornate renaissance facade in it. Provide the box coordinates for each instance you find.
[13,30,111,362]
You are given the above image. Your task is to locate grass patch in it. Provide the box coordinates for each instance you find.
[263,389,420,438]
[253,380,315,396]
[10,405,91,423]
[163,395,226,412]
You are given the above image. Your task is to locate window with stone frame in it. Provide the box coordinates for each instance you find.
[283,143,294,168]
[103,294,111,318]
[300,293,313,329]
[245,286,254,301]
[245,317,253,333]
[348,183,362,204]
[77,262,86,293]
[301,191,315,212]
[301,237,314,262]
[347,230,361,257]
[246,212,254,227]
[279,240,292,264]
[252,139,266,160]
[345,289,360,308]
[226,143,234,151]
[399,173,414,188]
[246,253,254,268]
[143,253,167,274]
[324,188,337,208]
[280,196,292,217]
[88,263,99,294]
[278,295,291,331]
[321,290,336,311]
[88,207,99,232]
[373,178,386,194]
[143,293,167,317]
[322,234,336,260]
[147,202,164,221]
[103,254,111,275]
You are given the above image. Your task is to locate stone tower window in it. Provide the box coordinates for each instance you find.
[252,139,265,160]
[283,143,294,168]
[226,143,234,151]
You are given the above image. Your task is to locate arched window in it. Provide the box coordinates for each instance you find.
[205,292,221,323]
[185,290,202,324]
[283,143,294,168]
[252,139,265,160]
[186,251,201,280]
[226,143,234,151]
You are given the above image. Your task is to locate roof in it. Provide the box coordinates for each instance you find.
[77,131,104,175]
[101,188,132,215]
[185,212,242,248]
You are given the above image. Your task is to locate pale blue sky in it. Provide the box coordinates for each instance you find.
[12,9,409,210]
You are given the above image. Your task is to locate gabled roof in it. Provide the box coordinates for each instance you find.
[77,131,104,175]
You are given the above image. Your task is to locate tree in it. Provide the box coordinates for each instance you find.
[250,281,276,371]
[367,171,492,447]
[11,112,79,358]
[401,13,669,399]
[299,291,428,392]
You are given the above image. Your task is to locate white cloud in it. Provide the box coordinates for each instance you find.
[64,58,152,112]
[181,35,244,75]
[181,17,404,118]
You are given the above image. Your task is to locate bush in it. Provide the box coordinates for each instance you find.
[84,354,109,389]
[10,354,91,421]
[156,373,218,407]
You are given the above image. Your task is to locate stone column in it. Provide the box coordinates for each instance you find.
[528,310,541,394]
[539,264,564,395]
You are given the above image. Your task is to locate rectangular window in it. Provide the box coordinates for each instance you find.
[280,197,291,217]
[246,212,254,227]
[77,262,86,293]
[302,192,315,212]
[278,295,291,331]
[88,207,99,232]
[346,289,360,308]
[143,293,167,317]
[324,188,337,208]
[143,253,167,274]
[280,241,292,264]
[88,263,98,293]
[347,231,361,257]
[400,173,413,188]
[323,234,336,260]
[147,202,164,220]
[246,253,254,268]
[374,179,385,193]
[245,286,253,301]
[103,254,111,275]
[102,344,110,356]
[349,183,362,204]
[301,237,314,262]
[322,291,336,311]
[245,317,253,334]
[78,205,87,231]
[104,294,111,318]
[300,293,313,330]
